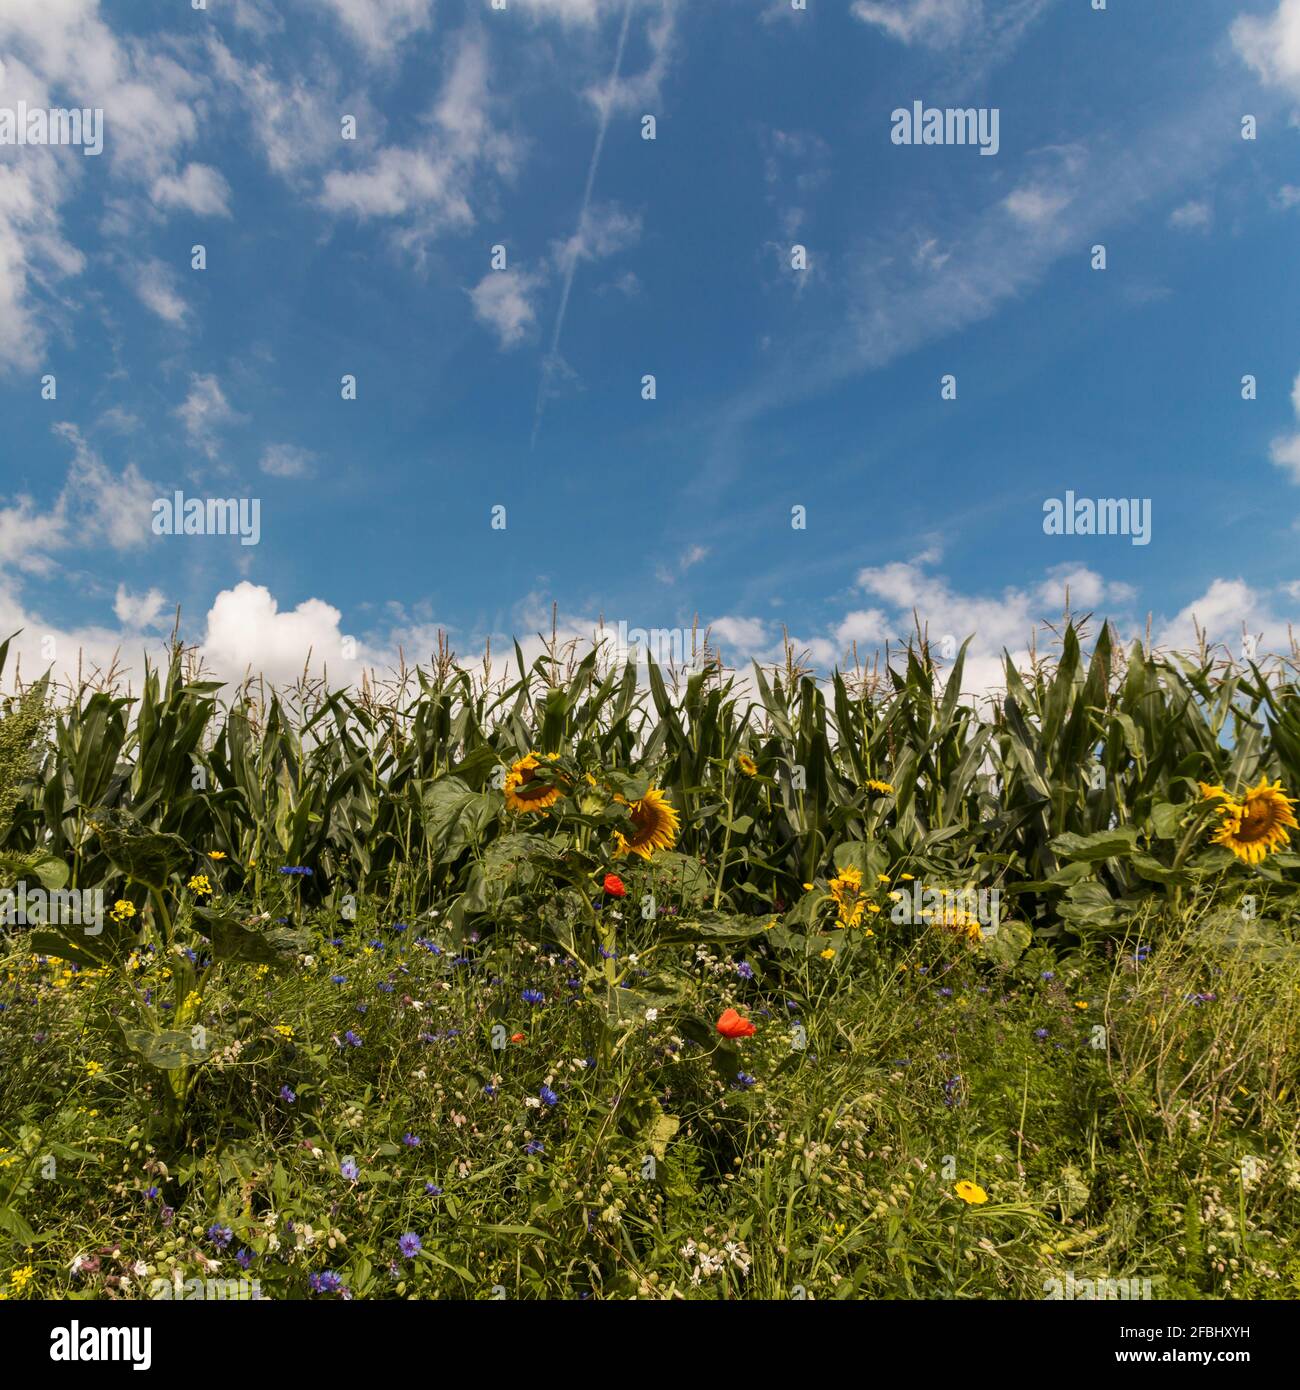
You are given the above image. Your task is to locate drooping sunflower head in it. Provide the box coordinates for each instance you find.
[613,787,680,860]
[737,754,758,778]
[503,753,565,815]
[1209,776,1297,864]
[866,779,895,795]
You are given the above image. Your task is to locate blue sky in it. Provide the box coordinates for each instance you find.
[1,0,1298,691]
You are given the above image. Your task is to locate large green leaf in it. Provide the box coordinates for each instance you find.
[192,907,306,966]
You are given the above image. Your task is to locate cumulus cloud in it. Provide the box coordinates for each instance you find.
[198,582,372,686]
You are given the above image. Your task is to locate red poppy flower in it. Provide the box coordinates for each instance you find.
[602,873,627,898]
[510,1032,526,1044]
[716,1008,756,1039]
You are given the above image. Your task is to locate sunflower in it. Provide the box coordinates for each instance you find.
[503,753,565,814]
[1208,776,1297,864]
[613,787,680,859]
[866,779,894,795]
[737,754,758,778]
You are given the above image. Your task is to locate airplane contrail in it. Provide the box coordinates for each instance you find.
[530,0,636,450]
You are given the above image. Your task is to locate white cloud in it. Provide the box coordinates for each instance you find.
[199,582,370,686]
[0,425,152,582]
[468,267,544,349]
[1156,577,1298,657]
[1232,0,1300,97]
[114,584,169,629]
[0,147,85,372]
[514,0,609,22]
[654,543,710,584]
[260,444,316,479]
[0,2,231,368]
[707,616,772,656]
[151,163,232,217]
[1005,186,1073,226]
[551,202,642,270]
[55,423,155,551]
[1280,185,1300,207]
[1169,199,1212,231]
[851,0,979,47]
[131,257,188,324]
[205,39,347,186]
[318,0,435,59]
[1269,369,1300,483]
[174,374,243,460]
[319,36,519,240]
[0,494,68,576]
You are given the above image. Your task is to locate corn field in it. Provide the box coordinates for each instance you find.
[4,622,1299,953]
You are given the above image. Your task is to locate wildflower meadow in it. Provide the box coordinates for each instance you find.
[0,623,1298,1311]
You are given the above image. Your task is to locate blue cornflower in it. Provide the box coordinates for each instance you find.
[341,1157,359,1180]
[539,1085,559,1107]
[279,1085,296,1102]
[733,1072,757,1089]
[378,982,395,993]
[279,866,313,876]
[524,1139,544,1156]
[207,1224,233,1251]
[398,1232,422,1260]
[1041,971,1055,981]
[522,988,545,1005]
[736,961,754,980]
[402,1133,421,1147]
[343,1030,362,1047]
[391,922,408,933]
[330,975,347,985]
[236,1248,252,1270]
[938,987,954,997]
[425,1183,442,1196]
[1034,1027,1049,1040]
[145,1185,159,1200]
[310,1271,343,1294]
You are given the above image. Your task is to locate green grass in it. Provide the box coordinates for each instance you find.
[3,886,1297,1301]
